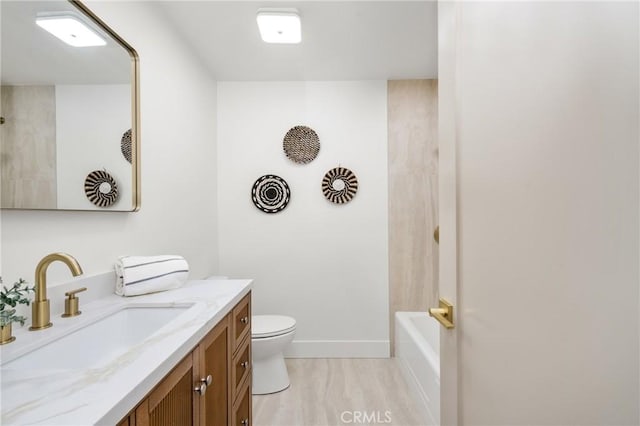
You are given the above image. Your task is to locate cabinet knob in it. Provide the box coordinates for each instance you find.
[194,382,207,395]
[240,419,249,426]
[240,316,248,324]
[202,374,213,386]
[241,361,249,369]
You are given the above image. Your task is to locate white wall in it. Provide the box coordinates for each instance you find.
[217,81,389,357]
[1,1,219,288]
[439,1,639,424]
[56,84,131,210]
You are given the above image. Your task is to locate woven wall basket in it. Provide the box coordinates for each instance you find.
[251,174,291,213]
[322,167,358,204]
[121,129,132,164]
[283,125,320,164]
[85,170,119,207]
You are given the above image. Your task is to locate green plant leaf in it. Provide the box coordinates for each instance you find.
[0,278,34,325]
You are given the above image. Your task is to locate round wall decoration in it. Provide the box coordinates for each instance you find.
[121,129,132,163]
[251,174,291,213]
[283,125,320,164]
[322,167,358,204]
[84,170,119,207]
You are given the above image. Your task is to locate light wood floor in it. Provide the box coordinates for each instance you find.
[253,358,425,426]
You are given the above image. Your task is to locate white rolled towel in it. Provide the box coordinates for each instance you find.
[115,255,189,297]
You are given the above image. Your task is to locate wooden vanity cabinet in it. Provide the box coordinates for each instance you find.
[121,292,251,426]
[135,353,197,425]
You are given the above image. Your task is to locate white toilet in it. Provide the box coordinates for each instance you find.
[251,315,296,395]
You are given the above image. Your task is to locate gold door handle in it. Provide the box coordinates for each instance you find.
[428,298,454,329]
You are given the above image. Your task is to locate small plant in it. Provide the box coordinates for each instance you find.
[0,277,35,327]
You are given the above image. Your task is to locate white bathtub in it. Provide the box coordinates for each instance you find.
[395,311,440,425]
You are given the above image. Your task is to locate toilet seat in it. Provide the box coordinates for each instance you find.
[252,315,296,339]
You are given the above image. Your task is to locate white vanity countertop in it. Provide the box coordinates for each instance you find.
[0,278,252,426]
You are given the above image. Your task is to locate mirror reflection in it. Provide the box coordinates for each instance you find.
[1,0,138,211]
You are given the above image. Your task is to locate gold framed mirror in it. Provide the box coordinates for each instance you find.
[1,0,140,211]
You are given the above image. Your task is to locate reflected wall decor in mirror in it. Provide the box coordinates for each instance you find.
[1,0,140,211]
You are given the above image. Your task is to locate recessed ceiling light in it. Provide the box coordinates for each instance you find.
[256,8,301,44]
[36,15,106,47]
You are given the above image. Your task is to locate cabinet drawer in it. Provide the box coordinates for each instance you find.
[232,378,251,426]
[232,335,251,399]
[232,293,251,354]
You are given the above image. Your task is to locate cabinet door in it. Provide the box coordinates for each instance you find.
[197,313,231,426]
[135,354,196,426]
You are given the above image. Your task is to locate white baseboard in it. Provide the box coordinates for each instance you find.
[284,340,390,358]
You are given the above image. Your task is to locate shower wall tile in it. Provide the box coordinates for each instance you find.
[1,86,57,209]
[388,79,438,352]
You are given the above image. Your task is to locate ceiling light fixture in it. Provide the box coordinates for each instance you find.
[36,15,106,47]
[256,8,301,44]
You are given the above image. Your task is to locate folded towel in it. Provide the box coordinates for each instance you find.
[115,255,189,297]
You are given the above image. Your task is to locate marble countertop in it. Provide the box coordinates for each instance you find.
[0,278,252,425]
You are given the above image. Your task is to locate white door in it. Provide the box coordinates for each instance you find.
[436,2,639,425]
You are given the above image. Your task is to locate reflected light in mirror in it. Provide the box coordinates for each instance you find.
[36,15,106,47]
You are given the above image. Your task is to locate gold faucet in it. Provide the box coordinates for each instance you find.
[30,253,83,331]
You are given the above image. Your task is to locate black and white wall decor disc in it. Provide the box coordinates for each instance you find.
[322,167,358,204]
[251,174,291,213]
[84,170,119,207]
[121,129,132,163]
[283,125,320,164]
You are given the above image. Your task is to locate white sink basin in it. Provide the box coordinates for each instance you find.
[2,305,191,371]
